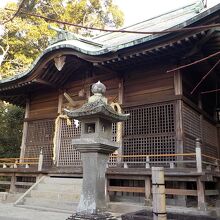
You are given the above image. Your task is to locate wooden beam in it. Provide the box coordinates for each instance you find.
[63,92,77,107]
[183,29,217,59]
[15,182,34,186]
[93,63,119,75]
[165,188,197,196]
[108,186,198,196]
[205,190,219,196]
[108,186,145,193]
[32,78,55,88]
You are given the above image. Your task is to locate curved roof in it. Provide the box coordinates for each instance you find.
[0,1,220,94]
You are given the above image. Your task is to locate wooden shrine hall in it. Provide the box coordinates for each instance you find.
[0,1,220,211]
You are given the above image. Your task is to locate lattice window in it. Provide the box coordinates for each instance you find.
[58,119,82,167]
[124,103,175,136]
[123,103,176,163]
[112,123,117,142]
[123,135,175,163]
[25,120,55,168]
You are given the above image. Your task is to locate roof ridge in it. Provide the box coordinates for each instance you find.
[93,0,202,40]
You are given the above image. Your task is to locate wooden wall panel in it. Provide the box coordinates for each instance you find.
[29,90,58,120]
[183,103,201,153]
[183,103,219,158]
[62,73,120,109]
[124,66,174,106]
[203,119,218,157]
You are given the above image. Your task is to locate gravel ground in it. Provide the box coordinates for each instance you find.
[0,203,71,220]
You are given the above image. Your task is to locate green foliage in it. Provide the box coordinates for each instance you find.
[0,0,124,78]
[0,102,24,158]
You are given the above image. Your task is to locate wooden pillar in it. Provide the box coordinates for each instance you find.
[105,177,110,203]
[174,70,184,160]
[145,176,152,206]
[20,98,30,161]
[118,79,124,157]
[9,173,16,193]
[54,92,63,165]
[174,70,182,96]
[197,177,206,211]
[152,167,167,220]
[196,97,204,216]
[174,74,186,207]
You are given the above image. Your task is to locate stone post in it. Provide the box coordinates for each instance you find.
[77,152,109,213]
[38,149,43,171]
[196,138,202,173]
[152,167,167,220]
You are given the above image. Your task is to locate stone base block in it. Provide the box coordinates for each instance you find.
[66,212,118,220]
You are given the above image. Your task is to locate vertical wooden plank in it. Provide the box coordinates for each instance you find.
[217,127,220,160]
[197,177,206,211]
[145,176,152,206]
[174,70,183,156]
[105,177,110,202]
[176,100,184,155]
[118,79,124,105]
[176,182,187,206]
[118,78,124,157]
[57,92,63,114]
[20,98,30,161]
[9,174,16,193]
[54,92,63,166]
[198,94,204,158]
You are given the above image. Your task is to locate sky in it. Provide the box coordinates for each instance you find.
[0,0,219,26]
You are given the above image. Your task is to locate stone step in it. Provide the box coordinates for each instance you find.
[30,190,81,201]
[36,183,81,193]
[108,202,145,214]
[15,204,73,214]
[23,197,77,211]
[43,177,82,185]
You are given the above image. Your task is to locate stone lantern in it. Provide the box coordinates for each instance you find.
[65,81,129,218]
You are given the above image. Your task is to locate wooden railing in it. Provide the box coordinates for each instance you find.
[0,150,44,171]
[108,152,197,169]
[202,154,220,172]
[108,139,220,173]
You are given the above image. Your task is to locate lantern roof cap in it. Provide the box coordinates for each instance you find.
[65,81,129,122]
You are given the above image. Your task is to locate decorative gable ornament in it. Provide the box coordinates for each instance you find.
[54,56,66,71]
